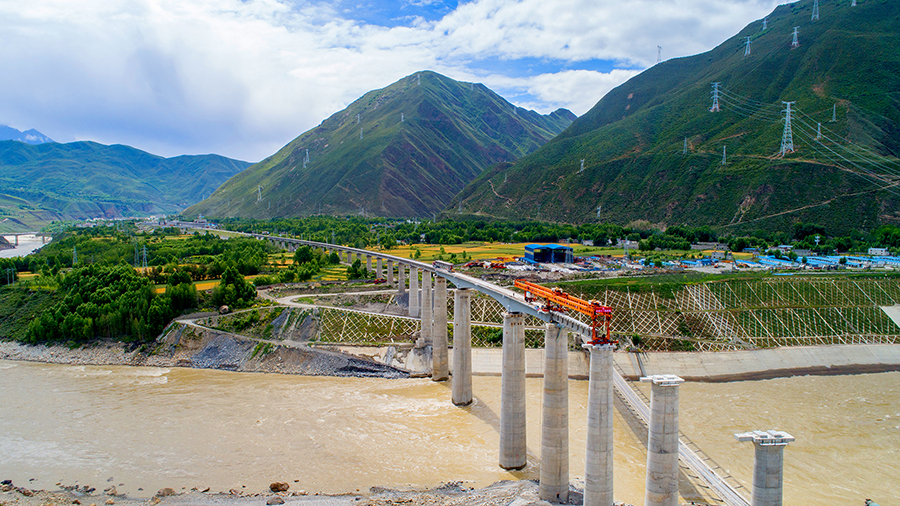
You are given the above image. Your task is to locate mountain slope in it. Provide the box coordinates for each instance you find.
[184,71,574,219]
[456,0,900,234]
[0,125,53,145]
[0,141,250,232]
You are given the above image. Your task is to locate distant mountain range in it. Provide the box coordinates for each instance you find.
[0,141,250,232]
[184,71,574,219]
[0,125,53,145]
[454,0,900,234]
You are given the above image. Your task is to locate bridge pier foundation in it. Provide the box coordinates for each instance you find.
[452,288,472,405]
[376,258,383,279]
[432,276,449,381]
[420,271,432,346]
[583,343,615,506]
[540,323,569,503]
[735,430,794,506]
[641,375,684,506]
[500,311,526,470]
[409,267,419,317]
[398,265,406,295]
[387,260,394,285]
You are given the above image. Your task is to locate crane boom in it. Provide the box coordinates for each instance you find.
[514,279,614,345]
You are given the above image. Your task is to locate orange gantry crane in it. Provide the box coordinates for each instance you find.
[514,279,615,345]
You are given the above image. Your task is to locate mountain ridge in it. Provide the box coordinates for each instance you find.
[454,0,900,234]
[184,71,574,219]
[0,125,54,145]
[0,140,250,232]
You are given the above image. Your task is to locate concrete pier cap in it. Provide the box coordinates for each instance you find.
[734,430,795,446]
[735,430,794,506]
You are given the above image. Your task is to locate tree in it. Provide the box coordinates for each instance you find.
[294,246,315,265]
[212,266,256,308]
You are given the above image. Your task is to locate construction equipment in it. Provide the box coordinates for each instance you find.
[514,279,614,345]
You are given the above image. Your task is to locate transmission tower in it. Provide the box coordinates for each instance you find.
[257,185,263,202]
[780,101,795,156]
[73,246,78,266]
[792,26,800,47]
[134,241,140,267]
[762,17,768,30]
[812,0,819,20]
[722,145,727,165]
[743,36,752,56]
[851,0,856,6]
[5,267,15,285]
[142,245,148,268]
[579,159,585,173]
[360,128,363,140]
[831,104,837,122]
[596,205,602,219]
[709,82,721,112]
[657,45,662,63]
[302,149,309,168]
[816,122,822,140]
[417,73,421,86]
[401,113,404,123]
[356,113,360,124]
[683,137,688,155]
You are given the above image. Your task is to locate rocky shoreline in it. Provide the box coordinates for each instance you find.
[0,323,406,379]
[0,479,578,506]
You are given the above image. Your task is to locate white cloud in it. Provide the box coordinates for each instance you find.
[0,0,784,161]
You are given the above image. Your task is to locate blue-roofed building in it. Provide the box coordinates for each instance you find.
[525,244,574,264]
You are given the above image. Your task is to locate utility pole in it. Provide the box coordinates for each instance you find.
[710,82,721,112]
[812,0,819,20]
[792,26,800,48]
[744,36,752,56]
[781,101,795,156]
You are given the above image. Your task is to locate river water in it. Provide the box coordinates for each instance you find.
[0,235,47,259]
[0,360,896,505]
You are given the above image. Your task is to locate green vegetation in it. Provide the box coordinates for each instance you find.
[0,140,250,232]
[456,1,900,233]
[20,264,194,345]
[183,71,574,219]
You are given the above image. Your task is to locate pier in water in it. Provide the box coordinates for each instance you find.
[0,360,896,504]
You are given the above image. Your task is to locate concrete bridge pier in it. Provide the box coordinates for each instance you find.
[735,430,795,506]
[409,267,419,317]
[376,258,384,279]
[398,265,406,295]
[420,270,433,345]
[452,288,472,405]
[540,323,569,503]
[583,343,615,506]
[432,276,449,381]
[346,251,353,264]
[366,255,372,275]
[500,311,526,470]
[387,260,394,285]
[641,374,685,506]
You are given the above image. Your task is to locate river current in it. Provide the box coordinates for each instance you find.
[0,360,896,504]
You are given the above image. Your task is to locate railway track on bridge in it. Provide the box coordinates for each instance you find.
[206,228,751,505]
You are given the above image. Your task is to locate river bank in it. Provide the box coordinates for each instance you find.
[0,479,570,506]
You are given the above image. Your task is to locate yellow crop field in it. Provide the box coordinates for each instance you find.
[385,242,626,262]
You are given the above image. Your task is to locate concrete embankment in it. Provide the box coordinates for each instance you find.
[325,343,900,382]
[0,323,407,379]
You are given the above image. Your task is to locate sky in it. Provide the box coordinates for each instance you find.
[0,0,786,162]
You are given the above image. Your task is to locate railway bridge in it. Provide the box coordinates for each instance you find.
[192,228,792,506]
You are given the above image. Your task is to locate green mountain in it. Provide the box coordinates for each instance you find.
[184,71,574,219]
[455,0,900,235]
[0,141,250,232]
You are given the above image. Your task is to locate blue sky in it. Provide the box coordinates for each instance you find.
[0,0,785,161]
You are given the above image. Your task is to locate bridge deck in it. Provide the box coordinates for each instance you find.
[222,230,750,505]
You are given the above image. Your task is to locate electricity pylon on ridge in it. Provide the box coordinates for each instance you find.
[710,82,721,112]
[812,0,819,20]
[781,101,796,156]
[792,26,800,47]
[744,36,752,56]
